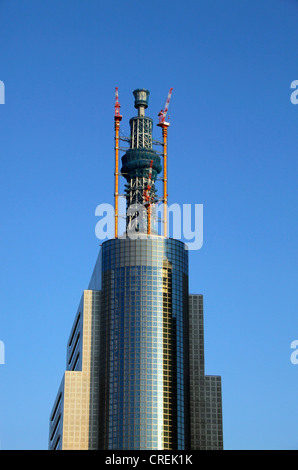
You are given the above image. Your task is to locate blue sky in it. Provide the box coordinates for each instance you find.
[0,0,297,450]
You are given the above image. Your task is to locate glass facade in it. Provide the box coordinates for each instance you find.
[98,236,190,450]
[48,290,101,450]
[189,295,223,450]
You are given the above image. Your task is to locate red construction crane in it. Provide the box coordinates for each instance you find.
[114,87,122,118]
[157,88,173,237]
[144,160,153,203]
[114,87,122,238]
[158,87,173,125]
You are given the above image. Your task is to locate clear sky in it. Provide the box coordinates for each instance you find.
[0,0,297,450]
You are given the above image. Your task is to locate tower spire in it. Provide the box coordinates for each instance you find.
[121,89,162,235]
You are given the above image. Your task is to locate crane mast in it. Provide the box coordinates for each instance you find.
[114,87,122,239]
[158,88,173,237]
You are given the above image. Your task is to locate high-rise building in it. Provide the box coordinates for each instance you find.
[48,88,223,451]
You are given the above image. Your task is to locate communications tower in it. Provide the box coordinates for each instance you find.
[48,88,223,451]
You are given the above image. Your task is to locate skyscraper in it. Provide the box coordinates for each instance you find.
[48,88,223,451]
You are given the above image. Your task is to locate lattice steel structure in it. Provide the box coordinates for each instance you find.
[120,89,162,234]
